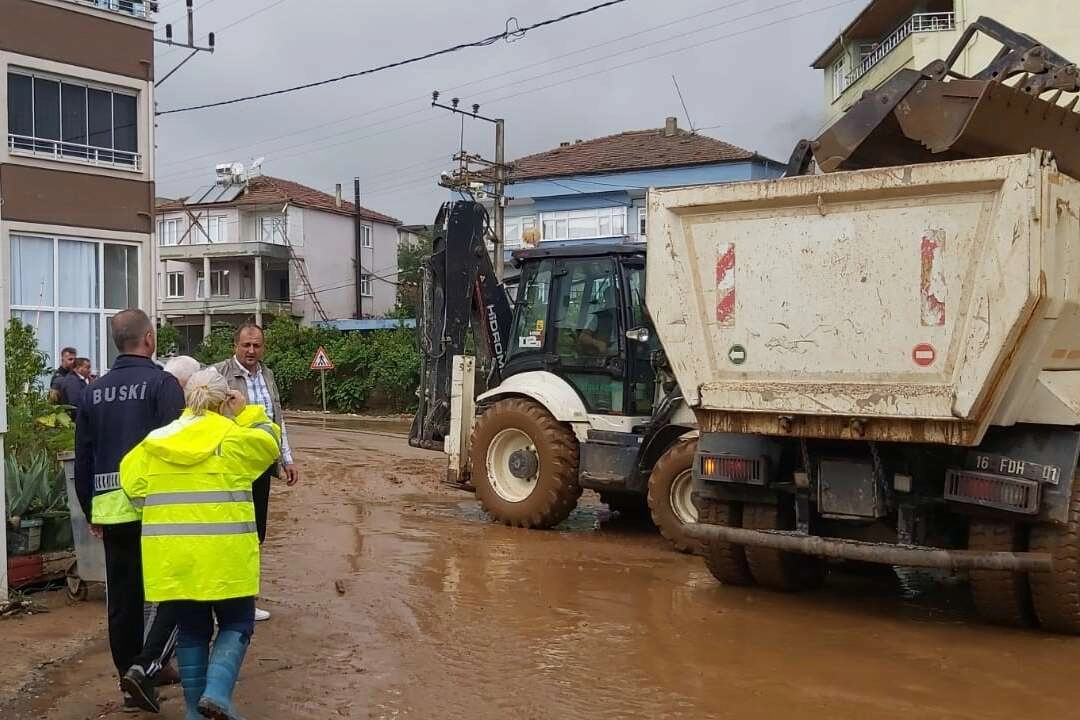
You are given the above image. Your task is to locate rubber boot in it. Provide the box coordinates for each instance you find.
[197,630,249,720]
[176,643,209,720]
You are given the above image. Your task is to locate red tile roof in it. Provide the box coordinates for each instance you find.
[509,126,759,181]
[157,175,400,225]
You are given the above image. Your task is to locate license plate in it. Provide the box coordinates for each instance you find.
[967,453,1061,485]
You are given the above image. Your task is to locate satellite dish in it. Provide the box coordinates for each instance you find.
[250,157,265,175]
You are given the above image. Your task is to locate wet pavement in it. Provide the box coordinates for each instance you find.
[6,422,1080,719]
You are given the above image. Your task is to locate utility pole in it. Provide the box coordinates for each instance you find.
[431,91,508,280]
[354,177,364,320]
[154,0,216,88]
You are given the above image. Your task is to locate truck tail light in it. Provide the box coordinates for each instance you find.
[699,454,762,484]
[945,469,1040,515]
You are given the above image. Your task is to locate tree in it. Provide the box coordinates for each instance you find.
[393,229,433,318]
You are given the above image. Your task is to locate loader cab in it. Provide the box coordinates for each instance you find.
[504,242,659,416]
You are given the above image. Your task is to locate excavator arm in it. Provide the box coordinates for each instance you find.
[788,16,1080,177]
[409,200,513,451]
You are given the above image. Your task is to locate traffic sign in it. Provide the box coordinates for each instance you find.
[912,343,936,367]
[728,344,747,365]
[310,346,334,370]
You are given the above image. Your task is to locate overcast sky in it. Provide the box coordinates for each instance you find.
[152,0,860,223]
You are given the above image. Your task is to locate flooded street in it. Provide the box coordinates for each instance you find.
[5,420,1080,719]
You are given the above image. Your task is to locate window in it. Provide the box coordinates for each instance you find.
[360,274,373,297]
[540,208,626,241]
[194,215,227,244]
[361,224,373,248]
[507,260,553,361]
[7,70,139,169]
[197,270,229,297]
[166,272,185,299]
[158,217,181,246]
[10,233,139,373]
[504,216,538,249]
[831,56,849,99]
[637,208,647,240]
[258,215,287,244]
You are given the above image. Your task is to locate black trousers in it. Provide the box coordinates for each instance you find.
[103,523,178,678]
[253,466,273,545]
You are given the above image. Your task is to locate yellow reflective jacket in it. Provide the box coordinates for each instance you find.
[119,405,281,603]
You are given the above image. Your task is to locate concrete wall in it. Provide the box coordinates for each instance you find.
[293,207,355,321]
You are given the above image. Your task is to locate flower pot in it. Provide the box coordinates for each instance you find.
[7,517,44,555]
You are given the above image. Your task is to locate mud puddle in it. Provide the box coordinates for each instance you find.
[11,424,1080,720]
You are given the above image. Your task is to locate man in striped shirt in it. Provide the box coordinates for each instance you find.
[215,323,299,622]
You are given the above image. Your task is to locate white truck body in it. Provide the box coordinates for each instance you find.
[647,152,1080,447]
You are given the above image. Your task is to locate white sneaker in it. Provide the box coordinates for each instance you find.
[254,607,271,621]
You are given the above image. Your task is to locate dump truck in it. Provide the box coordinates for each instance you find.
[660,17,1080,632]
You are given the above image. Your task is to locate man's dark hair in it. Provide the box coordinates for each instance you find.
[74,357,90,368]
[111,309,153,353]
[61,347,77,356]
[233,322,264,343]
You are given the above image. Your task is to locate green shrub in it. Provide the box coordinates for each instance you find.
[5,319,74,466]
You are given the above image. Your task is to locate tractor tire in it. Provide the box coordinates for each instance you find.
[469,398,581,529]
[743,502,825,592]
[1029,471,1080,633]
[698,499,753,587]
[647,439,700,553]
[968,520,1034,628]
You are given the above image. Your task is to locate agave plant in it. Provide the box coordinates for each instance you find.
[5,452,66,522]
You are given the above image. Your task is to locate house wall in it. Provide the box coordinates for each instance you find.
[1,0,155,376]
[293,207,356,321]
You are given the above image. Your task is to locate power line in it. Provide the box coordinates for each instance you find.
[155,0,762,174]
[156,0,632,115]
[157,0,293,59]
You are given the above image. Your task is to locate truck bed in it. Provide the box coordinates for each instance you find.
[647,152,1080,446]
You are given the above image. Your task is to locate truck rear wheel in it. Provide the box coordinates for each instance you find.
[647,439,700,553]
[1029,472,1080,634]
[469,398,581,529]
[698,499,752,586]
[743,502,825,592]
[968,520,1034,628]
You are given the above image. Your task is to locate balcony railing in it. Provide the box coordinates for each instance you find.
[69,0,152,19]
[8,134,141,171]
[839,12,956,95]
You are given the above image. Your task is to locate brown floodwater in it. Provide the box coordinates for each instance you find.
[8,425,1080,720]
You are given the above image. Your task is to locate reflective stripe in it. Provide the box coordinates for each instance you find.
[253,422,280,445]
[142,521,257,537]
[131,498,146,509]
[143,490,253,507]
[94,473,121,492]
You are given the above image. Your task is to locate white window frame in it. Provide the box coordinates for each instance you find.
[6,67,142,171]
[503,216,537,250]
[258,215,287,245]
[9,232,141,373]
[166,271,185,299]
[202,269,229,297]
[539,208,626,242]
[195,271,206,300]
[361,224,373,248]
[831,55,849,99]
[637,207,647,239]
[205,215,227,244]
[158,217,181,246]
[360,273,373,297]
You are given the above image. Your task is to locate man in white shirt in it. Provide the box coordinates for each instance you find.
[214,323,299,621]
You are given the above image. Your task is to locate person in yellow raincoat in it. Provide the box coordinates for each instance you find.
[120,368,280,720]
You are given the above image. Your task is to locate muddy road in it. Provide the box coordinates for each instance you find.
[5,419,1080,719]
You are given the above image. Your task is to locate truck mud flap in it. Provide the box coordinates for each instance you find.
[684,524,1052,573]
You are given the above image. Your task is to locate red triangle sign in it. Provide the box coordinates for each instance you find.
[310,346,334,370]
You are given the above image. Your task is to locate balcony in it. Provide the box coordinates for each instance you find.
[66,0,153,20]
[8,134,141,171]
[158,241,291,261]
[160,298,293,317]
[837,12,956,96]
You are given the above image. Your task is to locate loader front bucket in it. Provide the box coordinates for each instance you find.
[807,75,1080,178]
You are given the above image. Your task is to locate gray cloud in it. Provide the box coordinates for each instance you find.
[153,0,858,222]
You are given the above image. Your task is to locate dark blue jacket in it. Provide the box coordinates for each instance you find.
[75,355,185,524]
[58,372,89,413]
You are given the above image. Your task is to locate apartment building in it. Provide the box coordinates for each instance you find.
[1,0,155,372]
[156,168,400,349]
[814,0,1079,127]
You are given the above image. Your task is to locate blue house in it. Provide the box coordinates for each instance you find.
[502,117,784,257]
